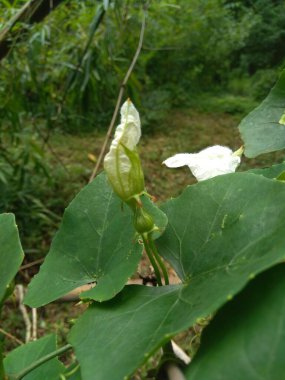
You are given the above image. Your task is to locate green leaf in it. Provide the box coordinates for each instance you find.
[0,338,4,380]
[157,172,285,282]
[0,213,24,302]
[185,264,285,380]
[4,335,65,380]
[69,285,184,380]
[239,69,285,157]
[24,173,143,307]
[248,161,285,178]
[277,171,285,181]
[69,173,285,380]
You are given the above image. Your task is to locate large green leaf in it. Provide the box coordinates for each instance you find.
[0,213,24,302]
[69,173,285,380]
[24,173,167,306]
[239,69,285,157]
[69,285,184,380]
[157,172,285,283]
[185,264,285,380]
[24,173,143,307]
[4,335,65,380]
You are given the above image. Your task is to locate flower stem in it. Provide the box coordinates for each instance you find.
[11,343,72,380]
[148,235,169,285]
[141,234,162,286]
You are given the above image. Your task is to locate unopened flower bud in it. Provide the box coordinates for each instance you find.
[104,100,145,201]
[134,207,154,234]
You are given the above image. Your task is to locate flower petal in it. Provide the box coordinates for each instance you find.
[163,145,242,182]
[163,154,195,168]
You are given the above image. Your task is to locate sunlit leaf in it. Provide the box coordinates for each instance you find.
[239,69,285,157]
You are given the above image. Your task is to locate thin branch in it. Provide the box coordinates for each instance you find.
[20,258,44,271]
[31,308,37,341]
[89,7,147,182]
[15,285,31,343]
[165,363,186,380]
[0,0,65,61]
[0,328,23,346]
[171,341,191,365]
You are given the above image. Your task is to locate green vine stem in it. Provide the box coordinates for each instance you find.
[141,234,163,286]
[148,235,169,285]
[11,344,72,380]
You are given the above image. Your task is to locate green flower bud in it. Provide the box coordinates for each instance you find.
[134,207,154,234]
[104,100,145,201]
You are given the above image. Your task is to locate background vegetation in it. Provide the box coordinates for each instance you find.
[1,0,285,260]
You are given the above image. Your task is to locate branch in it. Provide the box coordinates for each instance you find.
[31,308,37,341]
[89,6,147,182]
[0,328,23,346]
[15,285,31,343]
[165,363,186,380]
[0,0,66,61]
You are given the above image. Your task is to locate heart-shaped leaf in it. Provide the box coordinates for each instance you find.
[24,173,142,307]
[24,173,167,306]
[69,173,285,380]
[185,264,285,380]
[239,69,285,157]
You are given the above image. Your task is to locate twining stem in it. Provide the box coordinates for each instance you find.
[89,7,147,182]
[11,343,72,380]
[141,234,162,286]
[148,235,169,285]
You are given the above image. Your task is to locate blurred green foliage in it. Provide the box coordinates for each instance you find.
[0,0,285,255]
[0,0,264,132]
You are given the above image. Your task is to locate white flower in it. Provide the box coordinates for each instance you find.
[163,145,242,182]
[104,100,144,201]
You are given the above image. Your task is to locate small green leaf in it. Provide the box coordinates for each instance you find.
[239,69,285,157]
[185,264,285,380]
[25,173,142,307]
[4,335,65,380]
[248,161,285,178]
[0,213,24,302]
[277,171,285,181]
